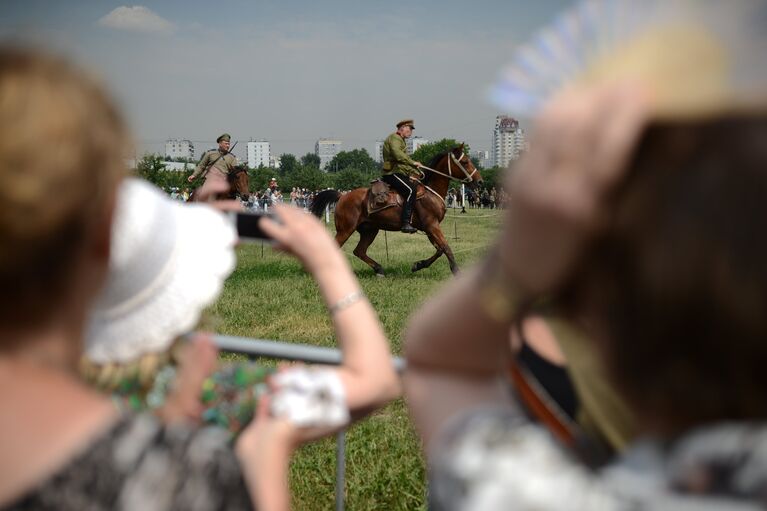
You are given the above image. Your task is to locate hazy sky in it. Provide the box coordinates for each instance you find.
[1,0,572,158]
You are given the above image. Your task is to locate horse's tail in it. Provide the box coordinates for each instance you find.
[309,189,342,218]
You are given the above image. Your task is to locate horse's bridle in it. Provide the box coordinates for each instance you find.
[420,152,478,184]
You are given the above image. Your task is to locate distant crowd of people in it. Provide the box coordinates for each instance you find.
[166,184,326,212]
[447,187,509,210]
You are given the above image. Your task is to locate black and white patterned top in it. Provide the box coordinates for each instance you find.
[430,408,767,511]
[5,414,253,511]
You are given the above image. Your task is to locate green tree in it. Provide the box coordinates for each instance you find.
[134,154,192,191]
[278,154,298,176]
[477,166,505,191]
[135,154,167,187]
[326,149,378,173]
[331,167,374,191]
[249,166,274,192]
[411,138,471,169]
[300,153,321,169]
[289,165,328,191]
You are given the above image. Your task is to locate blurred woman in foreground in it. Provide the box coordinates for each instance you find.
[404,2,767,508]
[0,47,398,511]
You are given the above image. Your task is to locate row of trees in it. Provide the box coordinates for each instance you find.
[134,139,506,193]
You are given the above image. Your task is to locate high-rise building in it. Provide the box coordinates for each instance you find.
[407,136,430,155]
[269,155,281,169]
[246,140,270,169]
[491,116,526,168]
[164,139,195,160]
[513,128,528,159]
[315,139,343,170]
[471,150,493,169]
[374,141,384,163]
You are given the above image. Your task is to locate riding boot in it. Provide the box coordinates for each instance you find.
[400,202,417,234]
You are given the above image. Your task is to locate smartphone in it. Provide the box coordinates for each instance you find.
[229,211,276,242]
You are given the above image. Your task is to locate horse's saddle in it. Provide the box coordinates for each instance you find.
[367,179,425,215]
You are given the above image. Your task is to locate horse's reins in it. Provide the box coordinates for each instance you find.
[418,152,477,184]
[412,152,477,206]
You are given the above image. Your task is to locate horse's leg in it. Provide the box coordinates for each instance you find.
[353,225,385,277]
[333,206,357,248]
[411,226,459,275]
[334,225,355,247]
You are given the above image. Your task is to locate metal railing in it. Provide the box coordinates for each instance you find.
[211,334,405,511]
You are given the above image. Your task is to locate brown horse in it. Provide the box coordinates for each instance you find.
[189,165,250,202]
[310,145,482,276]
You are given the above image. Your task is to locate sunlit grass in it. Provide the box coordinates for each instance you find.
[211,208,502,510]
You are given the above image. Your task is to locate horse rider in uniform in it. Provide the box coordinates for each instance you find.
[187,133,239,200]
[382,119,423,234]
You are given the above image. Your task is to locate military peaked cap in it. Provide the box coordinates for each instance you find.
[217,133,231,143]
[396,119,415,129]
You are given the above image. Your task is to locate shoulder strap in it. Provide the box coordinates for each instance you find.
[201,141,237,178]
[505,325,613,468]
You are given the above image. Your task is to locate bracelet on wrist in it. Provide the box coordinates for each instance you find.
[328,290,365,315]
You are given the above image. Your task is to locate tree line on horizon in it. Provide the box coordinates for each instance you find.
[135,139,505,193]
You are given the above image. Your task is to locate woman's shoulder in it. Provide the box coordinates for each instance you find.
[7,413,252,510]
[429,408,623,510]
[429,408,767,511]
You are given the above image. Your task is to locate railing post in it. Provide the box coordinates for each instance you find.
[335,430,346,511]
[208,335,406,511]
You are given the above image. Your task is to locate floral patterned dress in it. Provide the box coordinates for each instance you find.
[5,414,253,511]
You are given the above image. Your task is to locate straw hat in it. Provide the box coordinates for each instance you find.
[85,178,236,363]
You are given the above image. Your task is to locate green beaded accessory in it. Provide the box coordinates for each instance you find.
[111,361,274,438]
[199,363,274,434]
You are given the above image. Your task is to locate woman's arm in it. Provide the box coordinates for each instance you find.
[404,84,650,452]
[236,205,400,510]
[259,204,400,408]
[403,262,522,449]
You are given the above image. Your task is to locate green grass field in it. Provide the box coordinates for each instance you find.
[211,208,502,510]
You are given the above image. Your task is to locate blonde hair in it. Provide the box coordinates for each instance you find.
[0,48,129,327]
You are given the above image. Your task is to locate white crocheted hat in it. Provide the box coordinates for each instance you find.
[85,178,236,363]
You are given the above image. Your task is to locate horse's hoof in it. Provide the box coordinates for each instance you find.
[411,262,422,272]
[375,272,386,278]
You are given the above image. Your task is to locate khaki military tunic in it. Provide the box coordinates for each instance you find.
[192,149,239,201]
[382,133,419,177]
[191,149,238,179]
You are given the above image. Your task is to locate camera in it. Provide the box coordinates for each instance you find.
[228,211,276,242]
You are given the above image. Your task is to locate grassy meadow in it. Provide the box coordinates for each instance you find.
[210,208,502,510]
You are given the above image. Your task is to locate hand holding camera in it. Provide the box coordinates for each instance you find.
[253,205,350,276]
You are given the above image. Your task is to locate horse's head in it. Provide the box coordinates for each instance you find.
[228,165,251,200]
[436,144,482,189]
